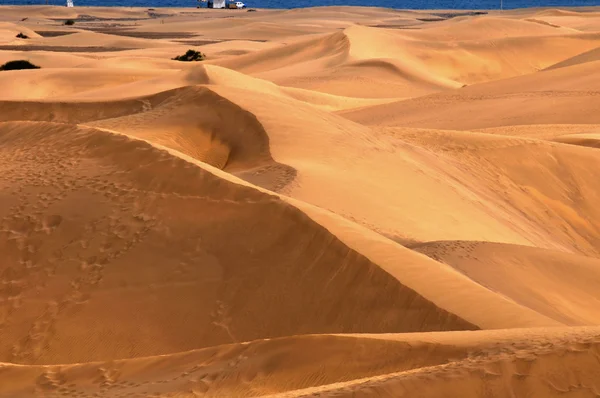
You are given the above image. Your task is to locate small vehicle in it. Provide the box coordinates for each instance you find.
[234,1,246,8]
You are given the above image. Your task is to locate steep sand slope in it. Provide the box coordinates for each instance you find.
[414,241,600,325]
[211,27,460,99]
[0,334,468,397]
[5,84,600,256]
[57,64,393,112]
[0,64,391,112]
[1,95,563,333]
[2,5,600,397]
[554,133,600,148]
[5,87,592,331]
[545,46,600,69]
[2,327,599,398]
[340,59,600,129]
[385,128,600,257]
[207,87,600,258]
[275,327,600,398]
[0,121,477,365]
[214,19,600,98]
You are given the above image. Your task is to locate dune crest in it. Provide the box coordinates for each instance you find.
[1,5,600,397]
[0,121,477,365]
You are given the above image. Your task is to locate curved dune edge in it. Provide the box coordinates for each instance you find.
[338,59,600,130]
[545,46,600,70]
[0,333,469,397]
[55,83,568,329]
[270,327,600,398]
[17,81,587,331]
[0,85,296,191]
[376,127,600,256]
[472,124,600,140]
[553,133,600,149]
[107,93,566,331]
[413,241,600,326]
[2,6,600,397]
[2,327,598,397]
[0,120,478,365]
[212,22,600,98]
[0,63,398,112]
[209,86,600,257]
[289,200,560,330]
[0,88,595,331]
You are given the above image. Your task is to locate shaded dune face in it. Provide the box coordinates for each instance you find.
[1,328,600,397]
[413,241,600,326]
[0,122,475,365]
[0,86,296,191]
[2,6,600,397]
[0,334,472,397]
[286,332,600,398]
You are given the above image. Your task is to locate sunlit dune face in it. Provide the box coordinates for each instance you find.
[1,5,600,398]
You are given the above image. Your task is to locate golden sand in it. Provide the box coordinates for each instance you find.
[1,5,600,397]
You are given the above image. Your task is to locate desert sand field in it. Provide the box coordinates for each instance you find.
[1,4,600,397]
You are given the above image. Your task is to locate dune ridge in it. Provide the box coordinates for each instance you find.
[0,120,478,366]
[1,5,600,397]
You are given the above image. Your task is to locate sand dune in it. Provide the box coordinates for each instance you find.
[0,50,92,69]
[2,327,599,397]
[0,333,470,397]
[0,22,41,43]
[554,132,600,148]
[212,27,459,98]
[414,241,600,325]
[388,129,600,255]
[275,327,600,397]
[341,59,600,129]
[545,45,600,69]
[0,68,171,100]
[1,5,600,397]
[0,121,477,365]
[472,123,600,140]
[215,18,600,98]
[412,15,579,39]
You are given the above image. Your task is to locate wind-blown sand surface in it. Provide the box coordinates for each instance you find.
[1,5,600,397]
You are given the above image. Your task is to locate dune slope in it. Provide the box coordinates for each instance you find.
[414,241,600,325]
[0,121,476,365]
[1,5,600,398]
[340,59,600,130]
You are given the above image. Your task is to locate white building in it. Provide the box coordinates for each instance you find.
[208,0,225,8]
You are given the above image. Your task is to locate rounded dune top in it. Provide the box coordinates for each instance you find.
[0,22,41,43]
[0,120,477,365]
[1,5,600,397]
[407,15,578,40]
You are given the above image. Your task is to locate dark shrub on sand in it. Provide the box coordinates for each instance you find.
[64,19,75,25]
[0,60,40,71]
[16,32,29,39]
[172,49,205,62]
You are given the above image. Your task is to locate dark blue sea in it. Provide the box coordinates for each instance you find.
[1,0,598,11]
